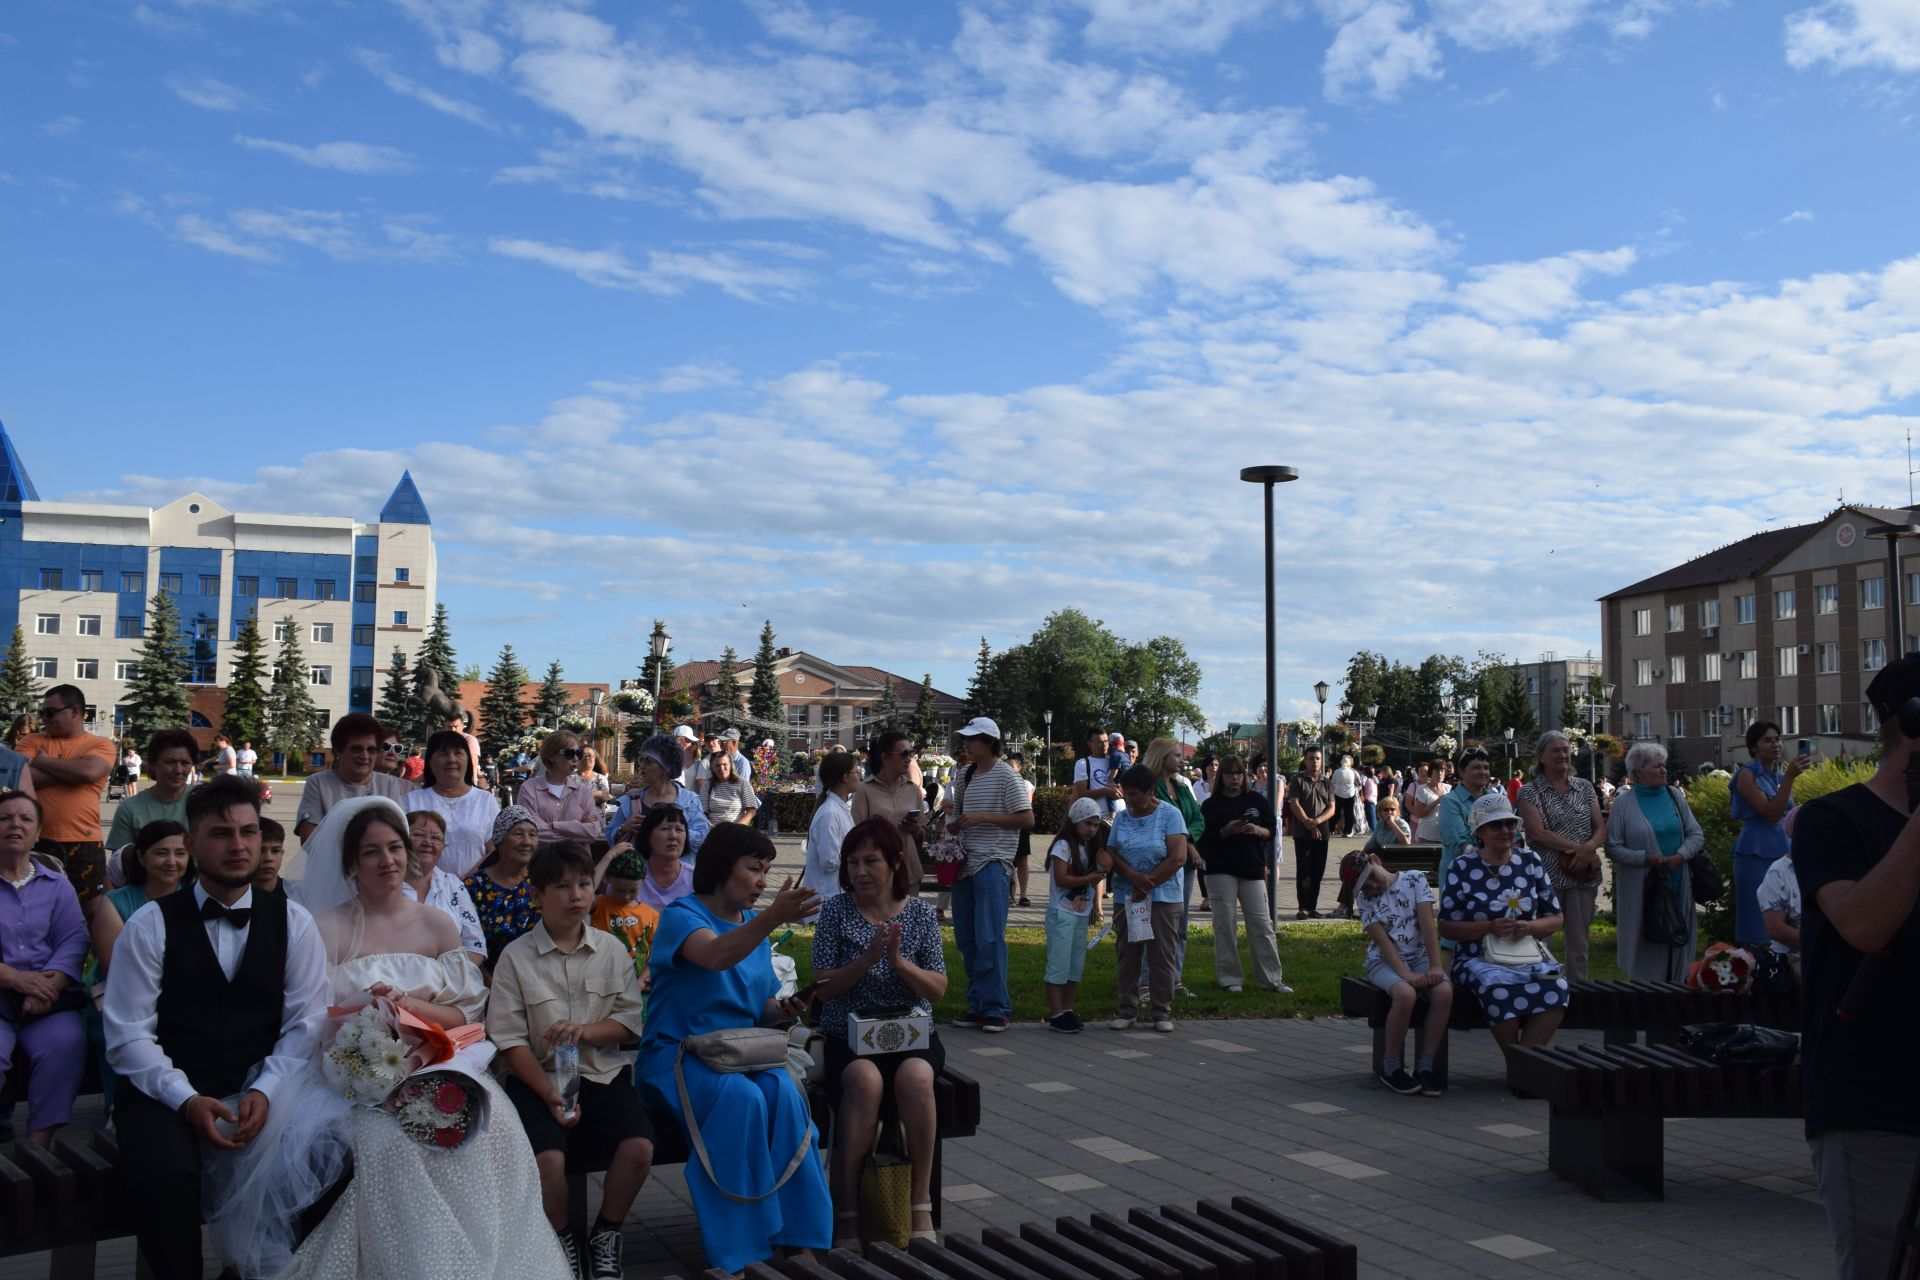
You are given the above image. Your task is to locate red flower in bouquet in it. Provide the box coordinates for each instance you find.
[434,1081,466,1115]
[432,1126,465,1148]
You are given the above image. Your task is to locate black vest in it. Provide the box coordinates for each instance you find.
[154,888,290,1100]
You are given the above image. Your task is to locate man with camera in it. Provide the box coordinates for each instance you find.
[1794,653,1920,1278]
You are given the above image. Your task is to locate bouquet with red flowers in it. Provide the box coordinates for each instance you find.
[1687,941,1756,995]
[320,995,492,1149]
[380,1072,482,1150]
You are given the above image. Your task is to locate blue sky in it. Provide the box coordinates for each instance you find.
[2,0,1916,730]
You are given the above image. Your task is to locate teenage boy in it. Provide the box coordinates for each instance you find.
[254,817,287,898]
[1342,849,1450,1097]
[490,844,652,1279]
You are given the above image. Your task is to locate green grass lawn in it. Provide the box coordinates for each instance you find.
[781,919,1627,1023]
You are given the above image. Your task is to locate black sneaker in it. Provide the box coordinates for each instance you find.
[1418,1070,1443,1098]
[1377,1068,1420,1095]
[950,1013,983,1029]
[555,1227,583,1279]
[981,1015,1010,1034]
[588,1223,622,1279]
[1047,1010,1083,1034]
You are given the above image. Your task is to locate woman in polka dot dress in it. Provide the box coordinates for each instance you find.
[1438,791,1569,1049]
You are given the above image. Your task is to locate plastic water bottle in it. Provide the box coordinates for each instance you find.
[552,1044,580,1119]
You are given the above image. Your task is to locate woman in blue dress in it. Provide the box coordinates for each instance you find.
[639,825,831,1275]
[1439,791,1569,1049]
[1730,719,1807,948]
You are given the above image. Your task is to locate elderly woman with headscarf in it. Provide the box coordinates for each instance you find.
[1606,741,1707,982]
[1516,729,1606,981]
[463,805,544,968]
[603,733,712,858]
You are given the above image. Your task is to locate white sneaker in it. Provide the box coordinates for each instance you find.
[1153,1019,1174,1033]
[1108,1015,1135,1031]
[1222,984,1243,994]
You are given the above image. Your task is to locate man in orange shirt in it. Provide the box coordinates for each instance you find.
[19,684,119,954]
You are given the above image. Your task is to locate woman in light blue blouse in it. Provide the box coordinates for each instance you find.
[1101,764,1190,1034]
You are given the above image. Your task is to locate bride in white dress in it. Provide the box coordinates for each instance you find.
[209,796,572,1279]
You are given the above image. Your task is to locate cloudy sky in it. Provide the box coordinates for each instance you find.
[2,0,1915,728]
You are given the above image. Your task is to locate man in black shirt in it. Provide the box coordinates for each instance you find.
[1794,653,1920,1278]
[1287,747,1336,919]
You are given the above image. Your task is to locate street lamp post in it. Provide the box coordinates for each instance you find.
[1868,524,1920,664]
[1043,709,1053,787]
[589,685,606,769]
[649,625,672,729]
[1350,703,1378,755]
[1314,680,1330,748]
[1240,464,1299,926]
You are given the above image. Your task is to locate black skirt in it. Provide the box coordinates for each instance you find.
[821,1030,946,1112]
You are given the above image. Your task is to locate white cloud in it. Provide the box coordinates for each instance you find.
[173,213,278,261]
[747,0,878,53]
[1424,0,1603,52]
[171,208,456,263]
[133,6,199,36]
[37,115,84,137]
[1320,1,1443,103]
[487,237,811,300]
[1783,209,1815,224]
[1786,0,1920,71]
[1067,0,1278,54]
[235,135,416,174]
[164,73,259,111]
[1455,246,1637,324]
[353,49,494,127]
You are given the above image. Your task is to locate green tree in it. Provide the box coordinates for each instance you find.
[375,648,413,736]
[411,604,458,741]
[265,615,322,772]
[478,645,530,760]
[530,659,569,728]
[909,673,941,748]
[748,620,784,726]
[221,613,271,748]
[1110,635,1205,742]
[965,637,997,720]
[1560,681,1581,729]
[123,592,193,746]
[0,624,41,724]
[871,672,902,737]
[709,646,744,733]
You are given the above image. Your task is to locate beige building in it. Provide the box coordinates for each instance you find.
[1600,504,1919,768]
[673,648,967,750]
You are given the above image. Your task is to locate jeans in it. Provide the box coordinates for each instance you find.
[951,861,1011,1019]
[1364,801,1377,831]
[1204,874,1284,990]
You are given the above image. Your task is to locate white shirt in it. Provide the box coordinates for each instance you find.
[1072,757,1115,816]
[403,786,501,879]
[235,748,257,775]
[1331,766,1359,799]
[1757,855,1802,956]
[103,885,328,1113]
[402,868,487,958]
[803,791,856,915]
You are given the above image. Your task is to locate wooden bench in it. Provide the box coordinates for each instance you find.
[1505,1042,1802,1200]
[1338,975,1801,1086]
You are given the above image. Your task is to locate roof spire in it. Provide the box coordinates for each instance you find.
[380,470,431,525]
[0,421,39,509]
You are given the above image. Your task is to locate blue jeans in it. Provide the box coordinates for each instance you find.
[951,862,1011,1019]
[1364,801,1378,831]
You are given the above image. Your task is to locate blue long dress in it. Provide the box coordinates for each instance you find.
[1729,762,1789,946]
[638,896,831,1273]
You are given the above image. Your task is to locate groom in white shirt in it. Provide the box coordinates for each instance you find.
[103,774,329,1279]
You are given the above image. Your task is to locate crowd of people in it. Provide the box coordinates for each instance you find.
[0,659,1907,1279]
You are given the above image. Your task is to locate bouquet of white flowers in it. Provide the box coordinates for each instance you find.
[321,1002,413,1105]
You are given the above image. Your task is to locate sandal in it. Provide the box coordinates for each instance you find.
[1018,896,1032,907]
[911,1202,938,1244]
[833,1210,861,1253]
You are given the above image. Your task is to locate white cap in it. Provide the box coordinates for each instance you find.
[672,725,697,741]
[1067,797,1102,823]
[958,716,1000,740]
[1470,791,1518,832]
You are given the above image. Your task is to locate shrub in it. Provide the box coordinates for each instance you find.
[1032,785,1070,834]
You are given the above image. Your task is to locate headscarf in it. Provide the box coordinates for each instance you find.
[490,804,536,848]
[637,733,683,780]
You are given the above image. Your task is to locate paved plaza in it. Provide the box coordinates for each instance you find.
[13,785,1823,1279]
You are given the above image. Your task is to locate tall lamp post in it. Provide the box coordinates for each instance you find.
[589,686,606,771]
[1314,680,1330,749]
[1240,464,1299,926]
[1868,524,1920,663]
[1043,708,1054,787]
[1576,680,1615,784]
[649,625,672,729]
[1447,691,1478,748]
[1351,703,1378,755]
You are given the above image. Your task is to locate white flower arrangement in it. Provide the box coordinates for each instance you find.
[321,1005,412,1105]
[1431,733,1458,756]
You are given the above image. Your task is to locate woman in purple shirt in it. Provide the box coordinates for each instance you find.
[0,789,88,1146]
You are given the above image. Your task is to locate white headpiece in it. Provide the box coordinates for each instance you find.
[294,795,410,916]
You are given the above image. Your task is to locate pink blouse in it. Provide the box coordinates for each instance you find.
[515,774,603,843]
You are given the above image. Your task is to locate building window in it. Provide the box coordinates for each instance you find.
[311,623,334,644]
[788,706,809,727]
[38,569,61,590]
[1820,704,1841,734]
[1666,604,1684,632]
[1701,599,1720,629]
[1701,652,1722,681]
[34,614,58,636]
[1739,706,1758,728]
[1865,702,1882,732]
[277,578,298,598]
[1669,711,1686,739]
[1774,589,1796,619]
[79,570,102,592]
[354,554,378,576]
[117,616,143,639]
[1910,572,1920,606]
[1702,709,1720,738]
[1816,642,1839,673]
[192,617,214,640]
[74,659,98,680]
[392,611,408,627]
[352,624,374,647]
[1817,583,1839,615]
[1776,646,1798,677]
[1526,675,1539,694]
[395,567,410,583]
[237,577,259,597]
[355,582,376,603]
[273,620,290,643]
[198,575,219,594]
[1634,658,1652,686]
[32,658,55,680]
[1864,638,1888,671]
[1780,705,1800,735]
[114,660,137,681]
[1669,656,1686,685]
[315,580,336,601]
[76,615,100,637]
[350,667,373,689]
[310,666,333,687]
[1733,650,1756,679]
[121,572,144,595]
[1633,609,1651,637]
[1736,594,1756,624]
[1634,712,1653,738]
[160,573,182,594]
[822,706,840,730]
[1862,577,1887,610]
[189,661,215,684]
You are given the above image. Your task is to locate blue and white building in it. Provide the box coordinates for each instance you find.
[0,421,436,734]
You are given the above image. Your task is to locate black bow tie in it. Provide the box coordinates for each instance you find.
[201,898,252,929]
